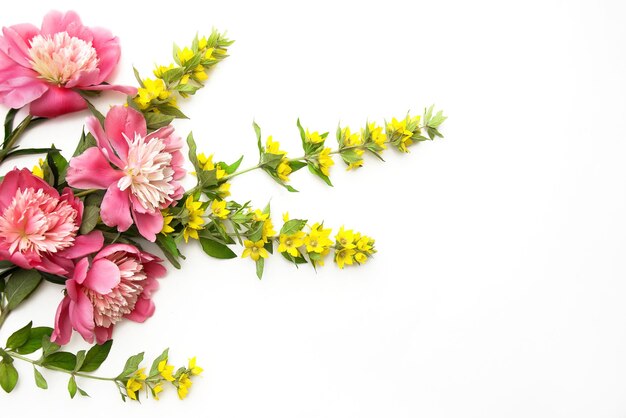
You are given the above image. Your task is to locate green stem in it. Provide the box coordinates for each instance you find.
[0,308,9,330]
[74,189,100,198]
[8,351,117,382]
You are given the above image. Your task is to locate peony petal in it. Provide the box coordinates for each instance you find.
[0,67,48,109]
[58,230,104,260]
[40,10,83,36]
[50,296,72,345]
[94,326,113,344]
[85,116,124,169]
[0,26,33,67]
[131,210,163,242]
[29,86,86,117]
[104,106,146,157]
[83,258,120,294]
[100,184,133,232]
[0,168,56,211]
[71,258,90,285]
[125,297,155,323]
[88,26,119,82]
[66,147,122,189]
[93,243,139,260]
[69,289,95,344]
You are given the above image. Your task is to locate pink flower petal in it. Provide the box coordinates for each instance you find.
[84,26,119,83]
[29,86,86,117]
[0,168,55,211]
[104,106,146,157]
[66,146,122,189]
[94,326,113,344]
[51,296,72,345]
[93,243,139,260]
[57,230,104,260]
[71,258,90,285]
[85,116,124,169]
[83,258,120,294]
[0,26,33,67]
[40,10,83,36]
[125,297,155,323]
[100,184,133,232]
[69,289,95,344]
[132,210,163,242]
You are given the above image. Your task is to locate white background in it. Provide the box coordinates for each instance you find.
[1,0,626,416]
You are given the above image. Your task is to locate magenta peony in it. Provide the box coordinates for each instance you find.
[51,243,165,345]
[0,168,103,276]
[0,10,136,117]
[66,105,185,242]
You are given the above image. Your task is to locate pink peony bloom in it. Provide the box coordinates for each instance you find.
[66,105,185,242]
[0,10,136,117]
[51,243,166,345]
[0,168,103,276]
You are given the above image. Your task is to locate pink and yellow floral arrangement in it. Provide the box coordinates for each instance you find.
[0,11,446,401]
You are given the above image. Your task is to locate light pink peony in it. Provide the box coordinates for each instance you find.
[0,10,136,117]
[66,105,185,242]
[51,243,165,345]
[0,168,103,276]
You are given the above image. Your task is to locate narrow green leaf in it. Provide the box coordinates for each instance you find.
[156,234,182,269]
[78,387,89,397]
[289,160,307,172]
[256,258,264,280]
[5,269,42,310]
[199,237,237,259]
[149,348,169,377]
[74,350,86,372]
[80,205,100,234]
[80,340,113,372]
[0,361,18,393]
[222,155,244,174]
[4,108,19,145]
[307,163,333,186]
[3,147,56,160]
[79,94,105,126]
[253,121,263,159]
[72,130,97,157]
[133,67,145,87]
[6,321,32,350]
[145,113,175,130]
[33,367,47,389]
[116,352,144,380]
[68,375,77,399]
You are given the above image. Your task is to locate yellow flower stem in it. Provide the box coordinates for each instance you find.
[7,351,117,382]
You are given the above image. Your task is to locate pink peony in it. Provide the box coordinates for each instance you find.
[0,168,103,276]
[51,243,166,345]
[0,10,136,117]
[66,105,185,242]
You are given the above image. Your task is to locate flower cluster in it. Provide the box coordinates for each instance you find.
[0,9,445,402]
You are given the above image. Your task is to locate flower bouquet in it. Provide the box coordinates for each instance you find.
[0,11,446,401]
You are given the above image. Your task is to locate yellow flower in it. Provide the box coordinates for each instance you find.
[335,248,356,269]
[368,122,387,149]
[178,47,194,65]
[342,127,362,147]
[276,159,292,182]
[177,373,193,400]
[135,78,170,109]
[262,218,276,242]
[158,359,175,382]
[193,65,208,81]
[153,382,164,400]
[317,147,334,176]
[388,117,414,152]
[153,63,175,78]
[197,153,226,179]
[242,240,269,261]
[306,129,324,144]
[161,212,175,235]
[31,158,44,178]
[347,149,364,171]
[188,357,203,376]
[252,209,269,222]
[205,47,215,59]
[356,235,374,253]
[305,223,333,254]
[198,37,208,50]
[278,232,305,257]
[355,252,368,264]
[180,74,190,85]
[126,368,147,401]
[282,212,290,222]
[211,200,230,219]
[217,182,231,198]
[335,227,356,249]
[183,195,205,243]
[265,136,286,155]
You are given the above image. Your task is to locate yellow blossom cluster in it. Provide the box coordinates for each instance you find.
[334,227,376,269]
[125,356,203,401]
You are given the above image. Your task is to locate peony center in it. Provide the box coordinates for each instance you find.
[0,188,78,255]
[117,134,175,212]
[28,32,99,85]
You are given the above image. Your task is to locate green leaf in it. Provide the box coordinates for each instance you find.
[4,108,19,145]
[0,360,18,393]
[253,121,263,159]
[222,155,244,174]
[5,269,42,311]
[149,348,169,377]
[307,163,333,186]
[42,352,77,371]
[145,112,175,131]
[428,110,447,128]
[280,219,307,235]
[72,130,97,157]
[80,95,105,126]
[46,147,69,187]
[33,367,47,389]
[0,260,14,269]
[255,257,264,280]
[80,205,100,234]
[117,352,144,380]
[16,327,53,354]
[289,160,306,172]
[296,118,306,148]
[41,337,60,357]
[3,147,57,160]
[161,67,184,84]
[74,350,86,372]
[80,340,113,372]
[133,67,145,87]
[156,234,183,269]
[156,104,188,118]
[78,387,89,397]
[68,375,77,399]
[281,251,308,265]
[199,237,237,259]
[6,321,32,350]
